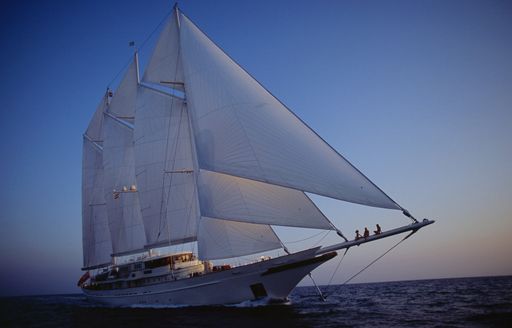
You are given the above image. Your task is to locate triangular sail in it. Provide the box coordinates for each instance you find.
[178,13,400,210]
[198,170,333,229]
[134,87,199,247]
[197,216,282,260]
[143,12,184,91]
[85,95,107,144]
[82,96,112,269]
[109,59,139,120]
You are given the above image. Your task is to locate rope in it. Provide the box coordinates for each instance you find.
[322,230,416,299]
[340,230,415,286]
[312,231,331,247]
[283,230,328,244]
[322,248,349,298]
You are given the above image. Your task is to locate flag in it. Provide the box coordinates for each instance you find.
[128,41,135,47]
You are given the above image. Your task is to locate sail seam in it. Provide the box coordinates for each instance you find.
[230,105,267,183]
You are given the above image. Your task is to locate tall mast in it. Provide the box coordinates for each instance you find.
[174,3,180,28]
[175,4,203,250]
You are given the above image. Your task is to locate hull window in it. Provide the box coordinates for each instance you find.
[250,283,267,299]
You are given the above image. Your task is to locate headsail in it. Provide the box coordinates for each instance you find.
[198,170,333,229]
[178,13,400,210]
[198,216,282,260]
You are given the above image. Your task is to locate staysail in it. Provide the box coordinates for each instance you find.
[198,216,282,260]
[178,13,400,210]
[198,170,333,229]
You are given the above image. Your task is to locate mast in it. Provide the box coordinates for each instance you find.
[176,5,203,253]
[135,50,140,84]
[134,5,200,253]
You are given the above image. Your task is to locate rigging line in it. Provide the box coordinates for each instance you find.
[341,230,416,287]
[106,9,173,88]
[282,230,327,244]
[323,248,349,298]
[270,226,289,254]
[312,230,332,248]
[308,273,326,302]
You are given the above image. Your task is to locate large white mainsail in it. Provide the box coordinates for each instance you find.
[82,95,112,269]
[178,13,400,210]
[103,59,147,256]
[134,86,199,247]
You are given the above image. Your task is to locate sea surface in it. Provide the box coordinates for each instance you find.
[1,276,511,327]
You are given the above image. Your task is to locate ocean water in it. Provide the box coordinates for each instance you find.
[1,276,511,327]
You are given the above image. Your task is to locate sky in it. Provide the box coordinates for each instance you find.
[0,0,511,297]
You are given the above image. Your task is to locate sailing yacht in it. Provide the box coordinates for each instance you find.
[80,5,434,306]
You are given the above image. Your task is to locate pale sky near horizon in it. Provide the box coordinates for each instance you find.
[0,0,511,296]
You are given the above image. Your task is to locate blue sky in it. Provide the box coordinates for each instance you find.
[0,0,511,296]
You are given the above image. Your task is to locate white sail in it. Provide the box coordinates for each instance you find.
[134,87,199,247]
[82,142,112,269]
[178,13,400,210]
[198,170,333,229]
[103,113,146,255]
[85,95,107,144]
[142,12,184,91]
[108,58,139,120]
[82,95,112,269]
[198,217,282,260]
